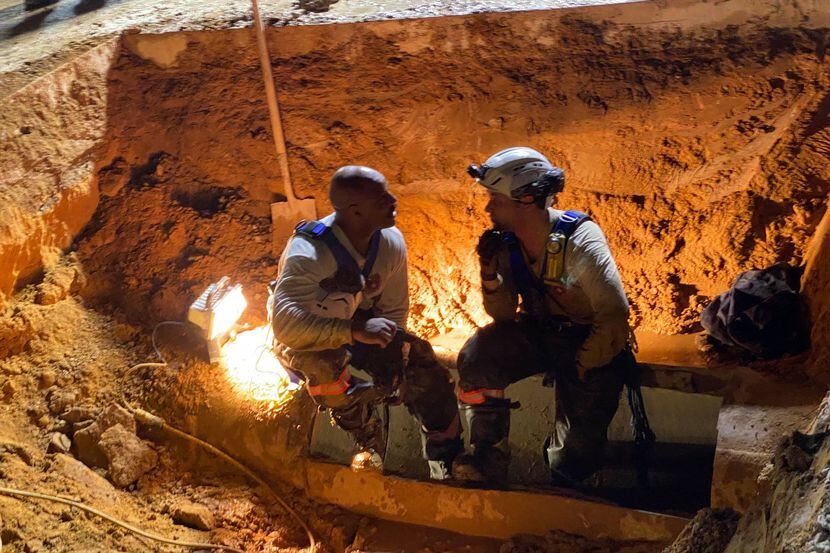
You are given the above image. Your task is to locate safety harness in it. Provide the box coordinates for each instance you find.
[273,220,383,399]
[294,220,382,293]
[503,209,591,316]
[471,209,657,486]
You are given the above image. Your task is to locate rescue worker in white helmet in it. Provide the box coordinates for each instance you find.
[269,166,462,480]
[453,147,632,485]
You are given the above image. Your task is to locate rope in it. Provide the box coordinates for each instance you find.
[0,487,243,552]
[624,349,656,489]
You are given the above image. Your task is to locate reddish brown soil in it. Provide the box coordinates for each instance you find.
[0,263,666,552]
[66,15,830,381]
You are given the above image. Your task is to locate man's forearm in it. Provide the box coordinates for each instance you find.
[271,302,353,351]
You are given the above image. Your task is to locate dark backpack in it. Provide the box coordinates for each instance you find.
[701,263,810,359]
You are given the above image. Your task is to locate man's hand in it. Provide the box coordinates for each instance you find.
[477,230,503,275]
[352,317,397,348]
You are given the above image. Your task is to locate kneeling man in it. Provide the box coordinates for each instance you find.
[270,166,462,479]
[455,147,632,485]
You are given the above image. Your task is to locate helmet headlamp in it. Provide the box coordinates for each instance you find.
[466,163,489,181]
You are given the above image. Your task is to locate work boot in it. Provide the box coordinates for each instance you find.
[543,436,594,487]
[451,453,486,483]
[452,446,510,485]
[330,382,388,470]
[427,459,453,481]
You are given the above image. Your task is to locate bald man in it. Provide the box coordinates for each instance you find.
[269,166,462,479]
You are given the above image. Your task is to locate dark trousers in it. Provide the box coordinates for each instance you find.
[274,333,462,462]
[457,319,625,480]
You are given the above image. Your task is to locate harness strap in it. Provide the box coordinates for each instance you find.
[295,219,382,283]
[502,210,591,307]
[552,209,591,237]
[504,232,543,300]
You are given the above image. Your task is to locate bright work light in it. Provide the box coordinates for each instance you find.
[188,277,247,362]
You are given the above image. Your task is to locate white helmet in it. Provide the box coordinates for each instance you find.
[467,147,564,200]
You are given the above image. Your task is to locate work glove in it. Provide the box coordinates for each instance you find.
[476,230,503,270]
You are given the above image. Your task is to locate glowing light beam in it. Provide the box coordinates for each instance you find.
[220,325,299,411]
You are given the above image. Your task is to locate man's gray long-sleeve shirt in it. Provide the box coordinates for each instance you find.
[270,213,408,352]
[483,208,630,371]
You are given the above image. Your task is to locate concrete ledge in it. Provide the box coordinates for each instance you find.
[304,460,689,542]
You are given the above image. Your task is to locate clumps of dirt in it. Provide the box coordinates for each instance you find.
[77,149,276,326]
[0,270,338,552]
[501,531,661,553]
[667,391,830,553]
[0,255,87,359]
[663,509,740,553]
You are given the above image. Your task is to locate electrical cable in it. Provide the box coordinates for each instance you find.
[0,487,244,553]
[121,398,317,551]
[122,323,315,549]
[151,321,188,364]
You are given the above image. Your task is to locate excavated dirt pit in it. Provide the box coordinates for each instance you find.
[2,1,830,551]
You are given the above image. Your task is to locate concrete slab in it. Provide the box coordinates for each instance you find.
[310,372,722,487]
[303,459,689,542]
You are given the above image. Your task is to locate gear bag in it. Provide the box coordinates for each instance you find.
[701,263,810,359]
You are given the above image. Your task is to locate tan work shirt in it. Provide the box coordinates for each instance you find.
[482,208,630,371]
[270,213,408,351]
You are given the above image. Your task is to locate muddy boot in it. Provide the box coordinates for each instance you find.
[543,435,594,487]
[422,415,463,482]
[428,459,453,481]
[330,382,387,473]
[452,444,510,484]
[455,397,511,483]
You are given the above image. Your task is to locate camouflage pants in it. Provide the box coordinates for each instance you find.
[457,319,626,481]
[274,333,462,462]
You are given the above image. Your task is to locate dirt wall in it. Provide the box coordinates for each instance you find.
[72,4,830,344]
[0,39,119,311]
[0,0,828,378]
[804,206,830,385]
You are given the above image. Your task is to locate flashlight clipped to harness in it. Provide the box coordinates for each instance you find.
[543,231,567,287]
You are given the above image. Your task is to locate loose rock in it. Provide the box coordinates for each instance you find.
[47,432,72,454]
[73,421,107,468]
[97,403,135,434]
[38,370,56,390]
[59,406,98,424]
[98,424,157,487]
[47,390,76,415]
[171,500,215,531]
[2,379,17,400]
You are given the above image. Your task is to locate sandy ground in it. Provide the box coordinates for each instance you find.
[0,0,633,99]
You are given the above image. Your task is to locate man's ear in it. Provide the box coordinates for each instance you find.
[517,194,536,206]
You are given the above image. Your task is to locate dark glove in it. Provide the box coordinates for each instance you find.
[476,230,503,265]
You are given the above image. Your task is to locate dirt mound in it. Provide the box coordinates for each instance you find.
[663,509,740,553]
